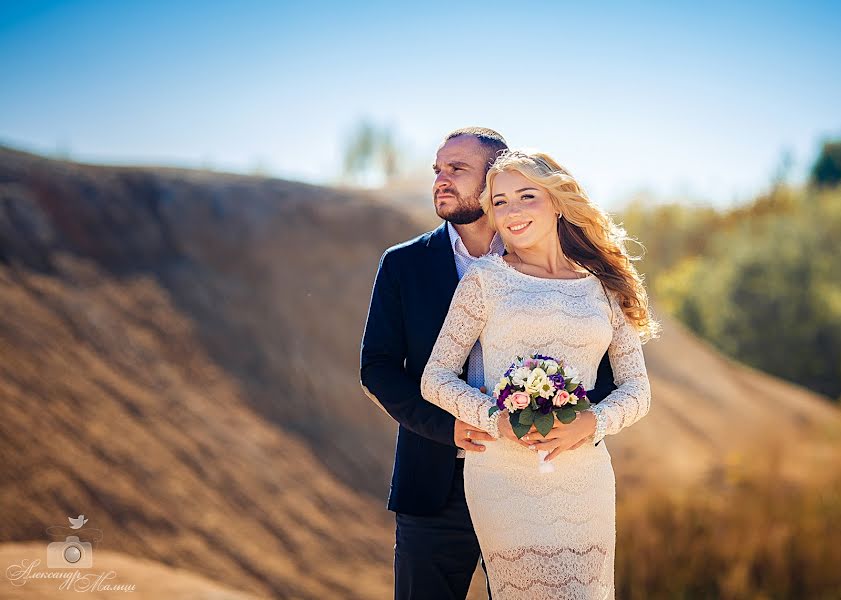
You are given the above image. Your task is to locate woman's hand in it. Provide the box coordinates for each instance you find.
[522,411,597,461]
[480,386,531,448]
[495,410,534,448]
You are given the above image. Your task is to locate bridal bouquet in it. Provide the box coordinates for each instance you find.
[488,353,590,472]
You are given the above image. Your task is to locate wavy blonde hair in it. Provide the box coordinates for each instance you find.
[479,150,660,341]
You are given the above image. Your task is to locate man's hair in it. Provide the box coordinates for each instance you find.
[443,127,508,172]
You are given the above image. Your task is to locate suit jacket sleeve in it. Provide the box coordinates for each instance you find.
[587,352,616,447]
[588,352,616,404]
[360,250,457,447]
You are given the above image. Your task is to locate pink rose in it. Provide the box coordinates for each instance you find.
[510,392,531,410]
[552,390,570,407]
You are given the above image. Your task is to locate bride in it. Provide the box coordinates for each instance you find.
[420,150,659,599]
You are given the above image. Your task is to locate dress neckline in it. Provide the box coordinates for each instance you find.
[491,253,595,282]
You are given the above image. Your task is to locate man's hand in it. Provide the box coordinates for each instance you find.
[454,419,494,452]
[523,411,597,461]
[453,386,497,452]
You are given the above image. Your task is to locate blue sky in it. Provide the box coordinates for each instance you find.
[1,1,839,207]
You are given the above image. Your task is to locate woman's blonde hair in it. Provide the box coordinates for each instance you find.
[479,150,660,341]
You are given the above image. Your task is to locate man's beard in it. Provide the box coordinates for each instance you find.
[435,186,485,225]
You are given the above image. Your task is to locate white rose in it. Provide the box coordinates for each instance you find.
[511,367,530,387]
[526,367,547,384]
[525,368,549,396]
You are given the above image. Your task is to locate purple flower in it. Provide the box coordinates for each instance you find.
[574,385,586,398]
[496,387,512,410]
[535,396,554,414]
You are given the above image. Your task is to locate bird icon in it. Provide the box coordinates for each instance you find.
[68,515,88,529]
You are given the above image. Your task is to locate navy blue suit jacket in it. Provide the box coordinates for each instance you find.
[360,222,617,516]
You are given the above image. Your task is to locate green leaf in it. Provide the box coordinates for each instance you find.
[558,408,577,424]
[518,409,535,426]
[534,412,555,436]
[569,398,589,411]
[488,406,499,417]
[511,412,531,439]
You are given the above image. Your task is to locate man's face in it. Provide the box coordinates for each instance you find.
[432,135,488,224]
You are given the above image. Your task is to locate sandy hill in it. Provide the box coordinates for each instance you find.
[0,146,838,598]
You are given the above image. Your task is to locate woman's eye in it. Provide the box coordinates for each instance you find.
[521,194,534,200]
[493,200,506,206]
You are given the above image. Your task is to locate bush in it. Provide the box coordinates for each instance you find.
[811,140,841,188]
[621,187,841,401]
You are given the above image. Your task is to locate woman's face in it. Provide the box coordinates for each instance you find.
[490,170,558,252]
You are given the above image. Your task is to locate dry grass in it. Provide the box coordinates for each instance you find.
[616,448,841,599]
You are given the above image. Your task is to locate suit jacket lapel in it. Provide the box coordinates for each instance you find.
[426,222,459,299]
[426,221,471,380]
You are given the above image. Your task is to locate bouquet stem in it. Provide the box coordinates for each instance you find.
[537,450,555,473]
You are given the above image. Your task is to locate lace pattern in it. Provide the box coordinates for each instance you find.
[488,545,614,600]
[420,255,651,599]
[589,286,651,443]
[421,254,650,443]
[420,265,502,437]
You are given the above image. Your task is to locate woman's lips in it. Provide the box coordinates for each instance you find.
[507,221,532,235]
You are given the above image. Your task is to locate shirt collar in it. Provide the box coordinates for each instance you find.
[447,221,505,258]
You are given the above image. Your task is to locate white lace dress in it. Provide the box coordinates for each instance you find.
[420,254,651,600]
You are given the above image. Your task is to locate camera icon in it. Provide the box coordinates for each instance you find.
[47,536,93,568]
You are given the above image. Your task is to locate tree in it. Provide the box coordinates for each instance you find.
[342,120,402,186]
[810,140,841,188]
[652,189,841,401]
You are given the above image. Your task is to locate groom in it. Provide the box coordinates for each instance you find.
[360,127,617,599]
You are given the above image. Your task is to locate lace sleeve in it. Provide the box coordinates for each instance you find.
[590,291,651,443]
[420,264,502,438]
